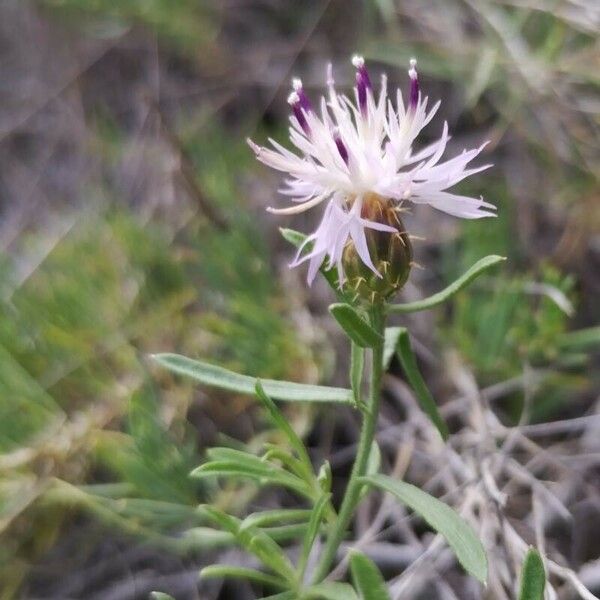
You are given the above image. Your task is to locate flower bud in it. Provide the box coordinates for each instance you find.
[342,194,412,303]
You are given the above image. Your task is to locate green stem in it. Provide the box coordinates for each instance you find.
[310,303,386,584]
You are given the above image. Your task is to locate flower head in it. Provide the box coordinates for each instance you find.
[248,56,495,288]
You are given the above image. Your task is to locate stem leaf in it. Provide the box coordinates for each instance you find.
[329,303,383,348]
[518,549,546,600]
[350,342,365,407]
[388,255,506,314]
[303,582,360,600]
[200,565,287,590]
[255,381,313,470]
[360,474,487,583]
[387,328,449,440]
[152,353,352,404]
[349,551,391,600]
[299,493,331,577]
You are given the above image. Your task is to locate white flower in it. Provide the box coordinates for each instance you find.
[248,56,495,285]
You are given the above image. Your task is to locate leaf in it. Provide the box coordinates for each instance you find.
[383,327,402,370]
[518,549,546,600]
[558,326,600,351]
[259,593,296,600]
[260,592,298,600]
[349,551,391,600]
[201,506,297,583]
[255,381,312,470]
[393,328,449,441]
[361,474,487,583]
[200,565,286,589]
[150,593,175,600]
[388,255,506,314]
[298,493,331,576]
[350,342,365,407]
[329,304,382,348]
[366,442,381,476]
[303,582,360,600]
[242,509,311,529]
[191,456,309,497]
[152,353,352,404]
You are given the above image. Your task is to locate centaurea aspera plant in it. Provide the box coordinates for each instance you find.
[153,56,506,599]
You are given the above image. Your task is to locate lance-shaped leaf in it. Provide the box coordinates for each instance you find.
[298,493,331,577]
[518,549,546,600]
[388,255,506,314]
[303,582,360,600]
[242,509,311,529]
[384,328,449,440]
[255,381,313,473]
[360,474,487,583]
[152,353,352,404]
[200,565,287,590]
[259,593,296,600]
[329,304,382,348]
[349,551,391,600]
[350,342,365,408]
[201,506,297,583]
[192,447,311,497]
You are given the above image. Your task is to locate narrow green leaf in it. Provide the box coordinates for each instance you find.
[388,255,506,314]
[329,304,383,348]
[152,353,352,404]
[191,460,309,497]
[279,228,306,247]
[201,506,297,583]
[366,441,381,476]
[518,549,546,600]
[349,551,391,600]
[242,509,311,529]
[317,461,332,494]
[150,593,175,600]
[383,327,402,370]
[558,326,600,351]
[255,381,313,470]
[303,582,360,600]
[395,329,449,441]
[299,493,331,576]
[350,342,365,407]
[359,442,382,502]
[260,593,296,600]
[200,565,286,589]
[361,474,487,583]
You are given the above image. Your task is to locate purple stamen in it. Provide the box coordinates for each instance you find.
[408,58,419,111]
[333,129,349,165]
[288,91,311,136]
[292,78,312,113]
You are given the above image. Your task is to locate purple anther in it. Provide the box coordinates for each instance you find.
[408,58,419,111]
[333,129,349,165]
[288,91,311,136]
[352,55,372,89]
[292,78,312,113]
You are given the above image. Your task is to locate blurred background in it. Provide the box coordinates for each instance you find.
[0,1,598,598]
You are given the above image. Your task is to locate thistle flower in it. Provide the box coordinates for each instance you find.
[248,56,495,294]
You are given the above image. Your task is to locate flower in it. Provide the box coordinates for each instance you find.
[248,56,495,286]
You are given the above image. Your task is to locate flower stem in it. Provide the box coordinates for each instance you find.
[310,302,386,583]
